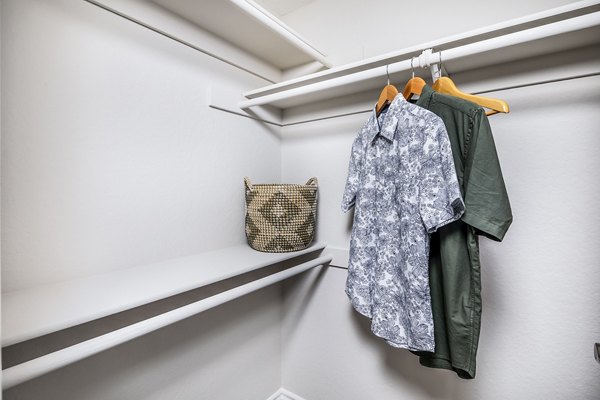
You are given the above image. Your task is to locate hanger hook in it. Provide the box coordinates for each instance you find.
[386,64,390,85]
[410,57,415,79]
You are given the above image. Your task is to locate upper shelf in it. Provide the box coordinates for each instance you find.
[240,0,600,109]
[150,0,330,70]
[1,242,327,347]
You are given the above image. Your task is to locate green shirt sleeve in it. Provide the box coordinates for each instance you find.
[461,109,512,241]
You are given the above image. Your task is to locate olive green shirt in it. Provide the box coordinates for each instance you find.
[413,85,512,378]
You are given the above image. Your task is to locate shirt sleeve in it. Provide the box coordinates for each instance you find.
[341,136,363,212]
[419,120,465,233]
[461,109,513,241]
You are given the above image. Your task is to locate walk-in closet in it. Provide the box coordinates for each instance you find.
[1,1,599,399]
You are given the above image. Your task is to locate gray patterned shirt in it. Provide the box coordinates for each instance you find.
[342,94,464,352]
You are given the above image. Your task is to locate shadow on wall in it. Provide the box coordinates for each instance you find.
[283,265,329,344]
[349,306,479,399]
[345,207,354,234]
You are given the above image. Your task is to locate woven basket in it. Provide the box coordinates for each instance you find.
[244,177,318,253]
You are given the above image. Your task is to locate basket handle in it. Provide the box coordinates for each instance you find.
[244,177,253,191]
[305,177,318,186]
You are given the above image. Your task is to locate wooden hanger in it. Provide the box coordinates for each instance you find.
[376,85,399,116]
[403,77,425,100]
[376,65,398,116]
[433,76,509,116]
[403,58,426,101]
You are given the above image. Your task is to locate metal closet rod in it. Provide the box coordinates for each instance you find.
[82,0,277,83]
[2,255,333,389]
[239,11,600,108]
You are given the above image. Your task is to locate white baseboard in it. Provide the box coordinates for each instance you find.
[267,388,307,400]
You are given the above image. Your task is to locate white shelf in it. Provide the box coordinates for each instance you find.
[1,242,327,347]
[241,1,600,109]
[150,0,329,69]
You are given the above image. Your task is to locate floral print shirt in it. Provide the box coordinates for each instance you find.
[342,94,464,352]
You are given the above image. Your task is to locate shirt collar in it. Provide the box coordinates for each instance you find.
[365,94,405,142]
[416,84,435,109]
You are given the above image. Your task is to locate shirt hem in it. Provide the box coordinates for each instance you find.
[418,355,475,379]
[347,295,435,353]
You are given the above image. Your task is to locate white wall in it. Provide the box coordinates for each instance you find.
[1,0,280,291]
[278,0,582,65]
[280,49,600,399]
[2,0,282,398]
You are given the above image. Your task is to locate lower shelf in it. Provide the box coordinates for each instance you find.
[2,255,333,389]
[1,242,327,347]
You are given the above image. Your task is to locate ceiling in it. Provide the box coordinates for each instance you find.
[150,0,321,70]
